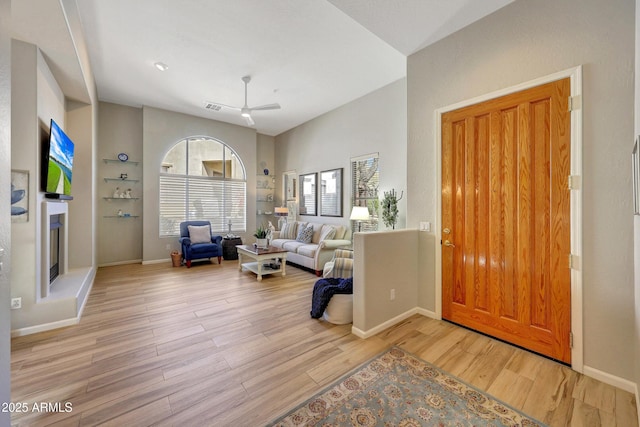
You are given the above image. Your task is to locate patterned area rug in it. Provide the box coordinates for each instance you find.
[268,347,546,426]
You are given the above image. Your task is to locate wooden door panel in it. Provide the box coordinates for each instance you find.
[442,79,571,363]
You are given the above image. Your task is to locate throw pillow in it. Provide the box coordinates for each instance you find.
[188,225,211,244]
[296,224,314,243]
[318,225,336,242]
[280,222,298,240]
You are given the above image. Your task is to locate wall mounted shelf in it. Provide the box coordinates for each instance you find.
[104,178,140,183]
[103,158,140,165]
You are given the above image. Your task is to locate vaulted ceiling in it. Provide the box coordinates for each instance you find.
[11,0,514,136]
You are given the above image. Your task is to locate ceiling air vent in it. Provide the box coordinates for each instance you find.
[204,102,222,111]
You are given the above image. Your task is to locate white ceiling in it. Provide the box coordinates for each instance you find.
[12,0,514,136]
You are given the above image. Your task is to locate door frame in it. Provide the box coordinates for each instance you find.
[433,66,583,372]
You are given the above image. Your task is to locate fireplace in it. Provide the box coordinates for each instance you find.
[42,201,68,298]
[50,214,62,283]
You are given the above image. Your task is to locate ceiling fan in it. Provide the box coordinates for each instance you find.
[204,75,281,126]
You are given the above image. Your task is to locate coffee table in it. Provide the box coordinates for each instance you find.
[236,245,288,281]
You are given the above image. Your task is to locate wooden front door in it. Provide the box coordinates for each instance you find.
[441,78,572,363]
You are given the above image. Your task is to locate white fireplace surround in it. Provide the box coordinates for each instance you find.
[42,201,68,298]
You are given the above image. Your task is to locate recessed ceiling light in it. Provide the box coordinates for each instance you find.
[154,62,169,71]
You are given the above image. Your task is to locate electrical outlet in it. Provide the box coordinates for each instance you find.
[11,297,21,310]
[419,222,431,232]
[390,289,395,301]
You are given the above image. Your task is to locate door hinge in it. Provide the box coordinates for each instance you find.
[569,332,574,349]
[568,254,580,270]
[568,175,580,190]
[568,95,582,112]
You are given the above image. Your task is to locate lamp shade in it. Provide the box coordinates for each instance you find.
[274,207,289,216]
[349,206,369,221]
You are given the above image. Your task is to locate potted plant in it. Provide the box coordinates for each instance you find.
[254,223,268,248]
[382,189,403,230]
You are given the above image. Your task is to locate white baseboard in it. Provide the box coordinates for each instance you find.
[582,365,637,394]
[142,258,172,265]
[352,308,421,339]
[351,306,439,339]
[98,259,142,267]
[11,317,79,337]
[415,307,438,319]
[635,383,640,426]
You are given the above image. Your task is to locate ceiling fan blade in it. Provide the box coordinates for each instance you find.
[204,101,241,112]
[250,103,281,111]
[245,115,255,126]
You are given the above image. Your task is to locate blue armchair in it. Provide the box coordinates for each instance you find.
[179,221,223,268]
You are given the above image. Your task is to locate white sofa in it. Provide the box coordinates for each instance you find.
[271,221,352,275]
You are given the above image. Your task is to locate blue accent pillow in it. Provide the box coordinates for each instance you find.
[296,224,314,243]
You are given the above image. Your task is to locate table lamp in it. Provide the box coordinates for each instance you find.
[350,206,369,232]
[274,206,289,230]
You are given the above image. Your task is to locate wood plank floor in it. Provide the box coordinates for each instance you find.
[10,260,638,426]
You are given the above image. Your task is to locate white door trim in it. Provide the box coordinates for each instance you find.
[434,66,583,372]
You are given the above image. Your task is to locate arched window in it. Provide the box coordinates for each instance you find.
[159,137,246,236]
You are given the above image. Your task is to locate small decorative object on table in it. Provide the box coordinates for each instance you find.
[266,221,276,245]
[120,173,128,180]
[113,187,120,198]
[254,223,269,249]
[124,188,132,198]
[117,209,123,217]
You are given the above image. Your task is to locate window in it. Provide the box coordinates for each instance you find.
[159,137,246,236]
[351,153,379,231]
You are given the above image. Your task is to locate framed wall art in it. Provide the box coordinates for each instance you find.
[320,168,342,217]
[299,172,317,216]
[634,137,640,215]
[11,169,29,222]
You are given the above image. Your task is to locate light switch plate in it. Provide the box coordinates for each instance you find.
[419,222,431,232]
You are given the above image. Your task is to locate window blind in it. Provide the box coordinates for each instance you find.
[351,153,379,231]
[159,174,246,236]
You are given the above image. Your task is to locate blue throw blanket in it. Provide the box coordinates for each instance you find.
[310,277,353,319]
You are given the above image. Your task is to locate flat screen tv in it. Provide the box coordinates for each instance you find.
[42,119,74,199]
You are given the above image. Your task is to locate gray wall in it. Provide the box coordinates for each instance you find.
[11,41,65,327]
[97,102,143,265]
[635,0,640,406]
[353,230,418,332]
[275,79,407,229]
[142,106,259,262]
[0,0,11,422]
[408,0,635,380]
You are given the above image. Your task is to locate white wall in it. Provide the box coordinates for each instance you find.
[0,0,11,421]
[408,0,635,381]
[275,79,407,230]
[142,106,259,262]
